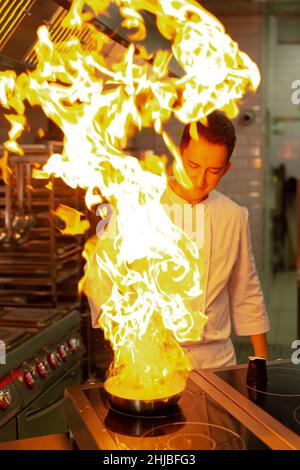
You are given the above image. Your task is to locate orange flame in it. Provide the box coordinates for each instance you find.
[53,204,90,235]
[0,0,260,399]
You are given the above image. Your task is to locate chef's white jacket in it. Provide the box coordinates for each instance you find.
[161,185,270,370]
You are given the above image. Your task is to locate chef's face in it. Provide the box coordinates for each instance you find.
[181,136,231,201]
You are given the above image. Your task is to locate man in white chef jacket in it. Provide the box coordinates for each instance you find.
[161,110,270,369]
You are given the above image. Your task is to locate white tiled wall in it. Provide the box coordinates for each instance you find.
[210,16,265,271]
[267,17,300,178]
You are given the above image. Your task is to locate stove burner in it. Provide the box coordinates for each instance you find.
[139,422,246,450]
[294,406,300,425]
[244,367,300,397]
[167,432,216,450]
[0,326,28,350]
[0,308,60,328]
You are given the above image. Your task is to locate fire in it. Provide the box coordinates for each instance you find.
[53,205,90,235]
[0,0,260,400]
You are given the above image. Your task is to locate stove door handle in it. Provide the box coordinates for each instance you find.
[22,397,63,419]
[22,370,79,418]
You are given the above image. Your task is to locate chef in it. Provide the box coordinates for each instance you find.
[161,110,270,369]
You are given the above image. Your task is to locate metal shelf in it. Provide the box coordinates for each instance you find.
[0,143,86,308]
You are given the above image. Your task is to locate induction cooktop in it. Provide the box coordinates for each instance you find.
[64,371,271,450]
[197,360,300,450]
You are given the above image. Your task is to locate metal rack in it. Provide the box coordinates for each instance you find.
[0,142,86,308]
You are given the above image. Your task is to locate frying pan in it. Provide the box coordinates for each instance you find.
[104,385,183,416]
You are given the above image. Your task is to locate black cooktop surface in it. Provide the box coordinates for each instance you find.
[215,362,300,435]
[83,377,269,450]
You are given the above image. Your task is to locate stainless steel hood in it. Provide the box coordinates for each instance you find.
[0,0,59,69]
[2,0,300,73]
[0,0,181,76]
[0,0,113,70]
[0,0,38,54]
[0,0,179,145]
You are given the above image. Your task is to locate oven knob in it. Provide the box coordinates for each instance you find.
[24,371,35,389]
[0,390,12,410]
[36,361,47,378]
[67,338,78,353]
[55,353,62,365]
[57,345,67,362]
[47,352,59,370]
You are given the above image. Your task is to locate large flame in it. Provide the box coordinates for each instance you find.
[0,0,260,400]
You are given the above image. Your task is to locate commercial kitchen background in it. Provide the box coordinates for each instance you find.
[0,0,299,387]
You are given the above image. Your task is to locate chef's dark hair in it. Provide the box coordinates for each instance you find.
[180,111,236,161]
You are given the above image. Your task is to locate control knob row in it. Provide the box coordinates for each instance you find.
[24,362,47,387]
[22,338,80,389]
[47,339,79,368]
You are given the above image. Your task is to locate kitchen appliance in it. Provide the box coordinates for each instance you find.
[197,359,300,450]
[64,369,296,450]
[0,307,84,442]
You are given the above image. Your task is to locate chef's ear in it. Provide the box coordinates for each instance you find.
[223,161,232,175]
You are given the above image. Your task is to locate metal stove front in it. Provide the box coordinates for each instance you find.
[0,309,84,442]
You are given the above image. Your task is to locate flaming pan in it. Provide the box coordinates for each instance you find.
[104,388,183,416]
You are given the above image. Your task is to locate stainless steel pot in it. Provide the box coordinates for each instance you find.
[104,388,183,416]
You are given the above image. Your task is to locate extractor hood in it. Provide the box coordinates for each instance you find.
[0,0,181,76]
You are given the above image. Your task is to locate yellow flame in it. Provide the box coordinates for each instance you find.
[53,204,90,235]
[4,114,27,154]
[0,0,260,399]
[0,149,12,184]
